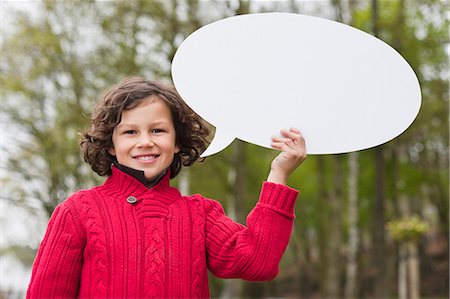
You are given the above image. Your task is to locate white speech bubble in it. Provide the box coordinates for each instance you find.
[171,13,421,156]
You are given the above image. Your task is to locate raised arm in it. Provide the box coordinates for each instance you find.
[204,127,306,280]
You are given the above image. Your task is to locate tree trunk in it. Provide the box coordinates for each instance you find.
[407,241,420,299]
[396,143,421,299]
[399,243,408,299]
[398,241,421,299]
[345,152,359,299]
[373,146,388,298]
[317,157,329,297]
[178,168,190,195]
[324,155,343,297]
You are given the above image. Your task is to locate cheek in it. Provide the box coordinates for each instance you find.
[172,131,180,153]
[108,134,117,156]
[162,139,179,153]
[171,135,180,153]
[108,133,126,156]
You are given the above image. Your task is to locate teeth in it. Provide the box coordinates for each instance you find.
[136,155,157,160]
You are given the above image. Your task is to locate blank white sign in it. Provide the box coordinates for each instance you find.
[171,13,421,156]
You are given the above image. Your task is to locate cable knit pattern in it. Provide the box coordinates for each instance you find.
[27,166,299,298]
[145,220,165,298]
[79,191,108,298]
[191,198,206,298]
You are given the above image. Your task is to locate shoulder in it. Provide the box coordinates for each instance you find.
[45,190,94,239]
[62,188,97,209]
[182,194,225,216]
[58,187,103,222]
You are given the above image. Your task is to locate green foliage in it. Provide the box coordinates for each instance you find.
[387,216,429,242]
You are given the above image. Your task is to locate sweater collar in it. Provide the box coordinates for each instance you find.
[113,162,167,188]
[100,165,180,212]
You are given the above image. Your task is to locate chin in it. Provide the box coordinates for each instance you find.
[144,172,159,180]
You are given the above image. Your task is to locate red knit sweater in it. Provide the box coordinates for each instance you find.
[27,167,299,298]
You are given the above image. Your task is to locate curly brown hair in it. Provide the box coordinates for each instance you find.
[80,76,211,179]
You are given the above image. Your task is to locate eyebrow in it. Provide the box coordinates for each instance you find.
[116,121,170,129]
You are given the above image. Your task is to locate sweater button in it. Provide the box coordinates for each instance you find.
[126,196,137,204]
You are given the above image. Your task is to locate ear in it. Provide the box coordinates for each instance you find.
[107,147,116,156]
[174,144,180,154]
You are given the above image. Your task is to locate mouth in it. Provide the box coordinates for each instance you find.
[133,154,160,161]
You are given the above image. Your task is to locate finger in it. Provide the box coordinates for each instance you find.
[280,129,301,141]
[289,127,301,134]
[276,133,307,158]
[272,136,294,144]
[272,142,297,154]
[272,137,298,151]
[284,129,306,149]
[271,141,288,151]
[279,132,304,151]
[271,141,283,149]
[273,129,307,153]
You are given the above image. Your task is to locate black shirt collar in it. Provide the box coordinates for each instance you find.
[113,162,167,188]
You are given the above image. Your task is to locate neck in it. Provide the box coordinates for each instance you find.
[114,162,167,188]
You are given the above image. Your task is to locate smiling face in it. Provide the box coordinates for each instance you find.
[108,97,180,180]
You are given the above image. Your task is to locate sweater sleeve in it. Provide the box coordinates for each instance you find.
[203,181,299,281]
[27,197,85,298]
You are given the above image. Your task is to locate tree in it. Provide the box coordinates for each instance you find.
[1,0,448,297]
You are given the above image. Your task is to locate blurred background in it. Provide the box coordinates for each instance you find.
[0,0,448,298]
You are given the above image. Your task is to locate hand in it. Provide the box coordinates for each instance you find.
[267,128,307,185]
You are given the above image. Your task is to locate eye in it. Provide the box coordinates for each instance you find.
[123,130,137,135]
[151,128,165,134]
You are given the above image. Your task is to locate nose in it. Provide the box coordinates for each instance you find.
[136,133,154,148]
